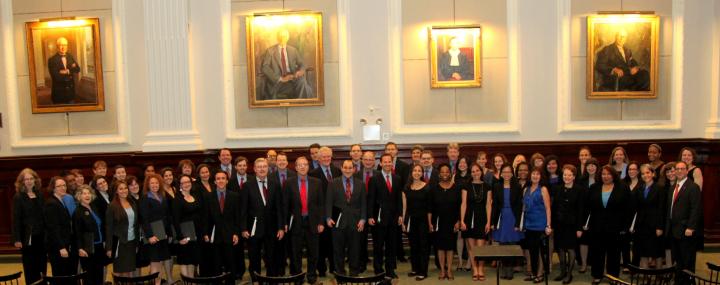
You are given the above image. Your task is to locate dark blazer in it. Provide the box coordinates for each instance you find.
[228,173,254,194]
[91,193,111,241]
[666,179,702,239]
[44,195,73,251]
[367,171,402,227]
[12,192,44,245]
[138,193,171,239]
[325,176,367,230]
[309,165,342,197]
[551,184,586,230]
[377,159,410,189]
[204,189,241,244]
[285,175,324,234]
[421,167,440,186]
[105,201,140,251]
[72,205,102,251]
[634,182,666,234]
[172,193,205,241]
[270,169,296,188]
[586,182,633,234]
[240,176,285,238]
[491,181,523,229]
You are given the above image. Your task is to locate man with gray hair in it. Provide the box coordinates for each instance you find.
[48,37,80,104]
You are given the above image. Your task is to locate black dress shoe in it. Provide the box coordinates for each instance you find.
[318,272,326,277]
[563,274,573,284]
[554,273,566,281]
[408,272,417,277]
[415,275,426,281]
[387,272,399,279]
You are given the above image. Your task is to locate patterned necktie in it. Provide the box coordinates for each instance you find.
[386,174,392,193]
[325,168,333,181]
[345,178,352,202]
[424,170,429,182]
[239,177,245,189]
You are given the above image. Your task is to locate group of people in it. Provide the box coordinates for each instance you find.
[11,142,704,285]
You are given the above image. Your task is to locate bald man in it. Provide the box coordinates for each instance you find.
[48,37,80,104]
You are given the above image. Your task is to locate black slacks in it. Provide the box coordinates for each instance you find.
[407,216,429,276]
[332,225,361,275]
[48,245,78,277]
[232,239,246,280]
[21,235,46,284]
[372,224,397,274]
[209,243,236,284]
[317,229,334,274]
[590,232,621,279]
[248,233,279,276]
[290,217,319,284]
[79,244,106,285]
[672,236,697,285]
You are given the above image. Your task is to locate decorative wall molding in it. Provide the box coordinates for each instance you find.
[0,0,132,148]
[221,0,353,141]
[556,0,684,133]
[387,0,521,136]
[705,0,720,139]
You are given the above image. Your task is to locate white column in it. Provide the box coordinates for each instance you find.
[142,0,202,151]
[707,0,720,139]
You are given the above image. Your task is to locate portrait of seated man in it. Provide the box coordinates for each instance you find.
[594,29,650,92]
[259,29,314,100]
[438,37,473,81]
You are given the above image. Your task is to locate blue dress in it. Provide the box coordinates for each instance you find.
[493,187,524,242]
[523,186,547,231]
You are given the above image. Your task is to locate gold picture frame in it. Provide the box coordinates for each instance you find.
[586,13,659,99]
[246,11,324,108]
[25,17,105,113]
[429,25,482,88]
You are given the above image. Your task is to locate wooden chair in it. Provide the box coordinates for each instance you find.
[606,274,631,285]
[684,270,720,285]
[250,272,305,285]
[112,272,159,285]
[708,262,720,283]
[622,264,675,285]
[0,272,22,285]
[333,272,387,285]
[179,273,233,285]
[30,272,89,285]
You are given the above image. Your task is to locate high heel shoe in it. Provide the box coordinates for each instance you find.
[563,274,573,284]
[438,271,446,280]
[447,272,455,280]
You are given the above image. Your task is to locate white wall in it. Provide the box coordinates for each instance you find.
[0,0,718,157]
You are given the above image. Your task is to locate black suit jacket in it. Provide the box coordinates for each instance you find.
[44,195,73,251]
[12,192,44,245]
[228,173,254,194]
[91,193,110,241]
[367,172,402,227]
[325,176,367,230]
[285,175,324,234]
[203,189,240,244]
[633,182,666,234]
[421,167,440,186]
[240,176,285,238]
[309,165,341,198]
[270,169,296,188]
[105,202,139,251]
[377,159,410,189]
[666,179,702,239]
[72,205,102,252]
[586,182,633,234]
[491,182,523,229]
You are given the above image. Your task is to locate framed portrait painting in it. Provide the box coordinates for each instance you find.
[246,11,324,108]
[428,25,482,88]
[587,13,659,99]
[25,17,105,113]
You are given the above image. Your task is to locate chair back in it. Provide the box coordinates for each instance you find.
[250,272,306,285]
[39,272,89,285]
[334,272,387,285]
[0,272,22,285]
[113,272,159,285]
[623,264,675,285]
[684,270,720,285]
[605,274,631,285]
[180,273,233,285]
[708,262,720,283]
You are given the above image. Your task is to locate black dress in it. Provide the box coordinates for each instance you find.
[633,183,665,258]
[172,193,202,265]
[430,183,461,250]
[405,184,431,276]
[551,184,585,249]
[139,193,171,262]
[462,182,491,239]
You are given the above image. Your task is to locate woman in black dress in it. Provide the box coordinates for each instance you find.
[401,164,431,280]
[12,168,46,284]
[106,181,139,277]
[460,163,492,281]
[578,157,600,273]
[647,144,665,180]
[73,185,106,284]
[454,156,472,185]
[44,176,78,277]
[577,147,592,181]
[430,163,462,280]
[552,165,584,284]
[454,155,471,271]
[621,161,641,269]
[160,167,177,282]
[544,155,561,188]
[127,175,150,273]
[140,174,172,285]
[633,164,666,268]
[173,174,203,277]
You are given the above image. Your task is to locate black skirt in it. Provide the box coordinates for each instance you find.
[114,240,138,273]
[146,240,170,262]
[175,241,200,265]
[553,226,578,249]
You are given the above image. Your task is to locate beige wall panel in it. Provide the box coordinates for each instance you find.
[231,1,283,67]
[456,58,508,123]
[62,0,112,12]
[17,77,68,137]
[12,0,60,14]
[14,12,61,77]
[234,65,289,128]
[570,0,619,57]
[68,71,118,134]
[403,59,456,124]
[570,57,622,121]
[621,56,671,120]
[285,0,339,62]
[401,0,453,60]
[287,62,340,127]
[454,0,507,58]
[623,0,672,56]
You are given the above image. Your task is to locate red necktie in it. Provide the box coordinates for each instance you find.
[219,191,225,213]
[325,168,333,181]
[281,173,286,188]
[345,178,352,202]
[300,178,308,216]
[262,181,269,204]
[281,47,288,75]
[424,170,429,182]
[672,183,680,206]
[385,174,392,193]
[239,177,245,189]
[365,171,371,192]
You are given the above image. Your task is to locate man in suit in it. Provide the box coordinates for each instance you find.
[270,152,295,188]
[354,150,378,272]
[410,145,424,166]
[667,161,702,284]
[226,156,251,279]
[350,144,363,172]
[270,151,294,275]
[48,37,80,104]
[309,146,341,276]
[594,29,650,91]
[286,156,324,285]
[260,29,313,100]
[326,160,367,276]
[308,143,321,171]
[446,143,460,175]
[218,148,235,177]
[202,170,241,283]
[379,142,409,262]
[240,158,286,276]
[368,154,402,278]
[267,149,278,174]
[420,150,440,186]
